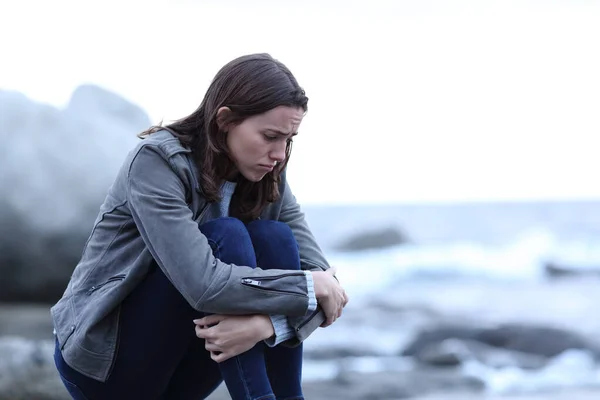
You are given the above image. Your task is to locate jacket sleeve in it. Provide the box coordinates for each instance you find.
[277,179,332,346]
[278,180,331,272]
[126,145,311,316]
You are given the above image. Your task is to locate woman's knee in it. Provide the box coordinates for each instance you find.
[247,220,296,247]
[247,221,300,270]
[200,217,251,247]
[199,217,256,267]
[200,217,246,236]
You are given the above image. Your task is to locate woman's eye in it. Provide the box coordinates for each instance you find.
[263,134,278,141]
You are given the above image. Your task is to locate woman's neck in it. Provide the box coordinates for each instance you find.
[224,170,239,182]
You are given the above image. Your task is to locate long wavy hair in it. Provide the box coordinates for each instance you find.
[139,53,308,221]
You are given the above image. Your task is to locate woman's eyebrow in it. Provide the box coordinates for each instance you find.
[264,128,298,137]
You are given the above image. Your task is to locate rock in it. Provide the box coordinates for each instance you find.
[330,369,484,399]
[477,324,600,359]
[335,226,409,252]
[402,326,484,357]
[0,335,485,400]
[205,369,486,400]
[544,261,600,279]
[0,86,150,302]
[0,211,88,303]
[304,346,385,360]
[414,338,470,366]
[414,338,547,369]
[402,323,600,367]
[0,304,54,340]
[66,84,150,133]
[0,337,69,400]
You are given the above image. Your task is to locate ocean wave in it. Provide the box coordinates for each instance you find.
[330,229,600,296]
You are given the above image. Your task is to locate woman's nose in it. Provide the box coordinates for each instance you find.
[270,141,287,162]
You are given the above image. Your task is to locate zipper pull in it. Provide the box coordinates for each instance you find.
[242,278,261,286]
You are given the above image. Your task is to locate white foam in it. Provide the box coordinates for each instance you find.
[301,360,339,381]
[302,356,415,382]
[330,229,600,301]
[461,350,600,395]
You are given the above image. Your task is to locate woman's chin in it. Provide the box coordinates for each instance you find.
[241,171,267,183]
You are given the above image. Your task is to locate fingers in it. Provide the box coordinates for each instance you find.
[211,351,232,363]
[321,310,340,328]
[195,324,217,340]
[326,266,338,276]
[319,285,348,328]
[323,305,338,327]
[322,312,334,326]
[204,341,222,353]
[193,314,225,327]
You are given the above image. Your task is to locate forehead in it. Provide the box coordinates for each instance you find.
[252,106,304,131]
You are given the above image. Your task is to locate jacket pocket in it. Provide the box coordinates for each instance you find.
[87,274,126,295]
[60,324,77,350]
[241,273,306,297]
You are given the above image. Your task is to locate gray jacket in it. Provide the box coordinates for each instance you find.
[50,130,330,382]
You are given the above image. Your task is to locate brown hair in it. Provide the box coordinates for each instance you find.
[139,53,308,221]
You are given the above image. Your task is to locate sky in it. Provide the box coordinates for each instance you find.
[1,0,599,205]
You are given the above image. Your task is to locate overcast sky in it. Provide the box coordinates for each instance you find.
[2,0,599,204]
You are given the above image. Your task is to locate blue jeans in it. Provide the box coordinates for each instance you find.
[54,217,304,400]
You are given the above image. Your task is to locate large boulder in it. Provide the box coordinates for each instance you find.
[0,86,150,302]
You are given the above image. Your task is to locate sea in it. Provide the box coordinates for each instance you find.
[298,200,600,396]
[303,200,600,288]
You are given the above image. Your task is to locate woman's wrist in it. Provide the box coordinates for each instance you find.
[310,271,329,299]
[254,314,275,340]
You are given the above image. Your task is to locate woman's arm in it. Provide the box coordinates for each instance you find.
[278,179,331,273]
[126,145,312,316]
[277,179,348,345]
[190,176,346,358]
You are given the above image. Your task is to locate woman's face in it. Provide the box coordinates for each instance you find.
[223,106,304,182]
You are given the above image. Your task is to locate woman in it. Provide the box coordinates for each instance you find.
[51,53,348,400]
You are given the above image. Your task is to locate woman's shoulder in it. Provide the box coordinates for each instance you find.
[134,128,192,159]
[121,129,197,187]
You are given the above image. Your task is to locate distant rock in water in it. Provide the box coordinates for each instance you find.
[0,85,150,302]
[544,261,600,279]
[335,226,409,252]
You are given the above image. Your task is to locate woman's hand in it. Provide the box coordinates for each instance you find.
[193,314,274,363]
[311,266,349,327]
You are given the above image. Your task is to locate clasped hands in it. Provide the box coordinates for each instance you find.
[194,266,348,362]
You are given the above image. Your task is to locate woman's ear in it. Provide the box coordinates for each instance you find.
[216,107,232,132]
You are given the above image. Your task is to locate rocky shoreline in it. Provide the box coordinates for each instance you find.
[4,278,600,400]
[3,331,599,400]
